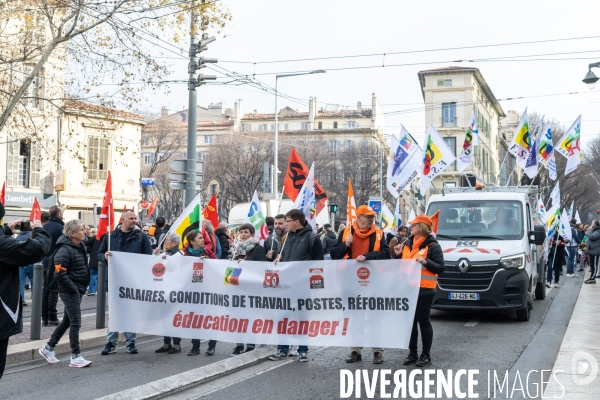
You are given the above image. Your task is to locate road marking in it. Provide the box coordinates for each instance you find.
[464,319,479,327]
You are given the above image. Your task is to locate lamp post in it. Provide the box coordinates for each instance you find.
[328,202,338,228]
[274,70,326,199]
[582,62,600,90]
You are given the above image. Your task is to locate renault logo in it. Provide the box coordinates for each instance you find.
[457,259,470,273]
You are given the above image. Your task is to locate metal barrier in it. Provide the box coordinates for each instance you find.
[96,261,106,329]
[30,262,43,340]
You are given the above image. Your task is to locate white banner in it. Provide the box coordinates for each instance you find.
[108,253,422,348]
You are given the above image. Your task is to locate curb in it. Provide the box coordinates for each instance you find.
[95,346,277,400]
[7,330,155,365]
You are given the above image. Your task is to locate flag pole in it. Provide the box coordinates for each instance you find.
[277,185,285,214]
[499,150,510,186]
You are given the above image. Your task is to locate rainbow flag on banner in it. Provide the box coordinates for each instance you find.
[380,204,396,234]
[165,193,202,249]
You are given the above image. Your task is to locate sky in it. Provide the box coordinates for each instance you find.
[139,0,600,146]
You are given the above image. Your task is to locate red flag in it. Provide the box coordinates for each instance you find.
[0,182,5,205]
[283,147,328,214]
[96,172,114,240]
[29,197,42,221]
[147,196,158,219]
[202,193,219,228]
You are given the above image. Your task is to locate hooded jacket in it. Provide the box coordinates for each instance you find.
[280,224,324,262]
[42,216,65,263]
[0,226,50,340]
[215,228,230,259]
[322,230,338,255]
[53,235,90,294]
[586,226,600,256]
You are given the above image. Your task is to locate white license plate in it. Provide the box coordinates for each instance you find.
[448,292,480,300]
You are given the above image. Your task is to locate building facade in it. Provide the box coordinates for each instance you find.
[417,66,506,190]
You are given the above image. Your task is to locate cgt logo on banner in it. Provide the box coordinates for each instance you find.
[108,254,422,348]
[152,263,166,281]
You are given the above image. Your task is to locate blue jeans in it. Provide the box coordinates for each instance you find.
[278,344,308,354]
[88,268,98,294]
[566,246,578,274]
[106,330,136,346]
[19,265,34,302]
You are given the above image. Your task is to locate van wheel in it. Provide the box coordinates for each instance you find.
[516,300,531,321]
[535,266,547,300]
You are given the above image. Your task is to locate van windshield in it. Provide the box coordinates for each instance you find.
[427,200,524,240]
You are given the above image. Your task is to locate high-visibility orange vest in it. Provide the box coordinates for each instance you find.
[340,225,382,259]
[401,243,437,289]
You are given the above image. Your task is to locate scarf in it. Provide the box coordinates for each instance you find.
[235,237,260,256]
[187,247,204,257]
[351,221,376,258]
[409,235,427,258]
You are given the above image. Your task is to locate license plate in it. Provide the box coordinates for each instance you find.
[448,292,480,300]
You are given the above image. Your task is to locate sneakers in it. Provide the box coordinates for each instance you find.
[546,282,551,288]
[86,292,96,296]
[126,343,138,354]
[346,351,362,363]
[585,279,597,284]
[42,320,48,327]
[22,300,27,307]
[244,347,255,353]
[554,283,559,288]
[101,343,116,355]
[299,352,309,362]
[48,319,60,326]
[288,349,299,357]
[231,346,244,357]
[403,353,418,365]
[205,347,215,356]
[269,350,288,360]
[69,355,92,368]
[416,354,431,367]
[155,344,172,353]
[188,347,200,356]
[167,344,181,354]
[39,345,59,364]
[373,352,383,364]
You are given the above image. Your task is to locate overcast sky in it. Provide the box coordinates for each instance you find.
[142,0,600,146]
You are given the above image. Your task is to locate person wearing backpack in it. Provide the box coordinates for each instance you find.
[97,209,152,355]
[42,205,65,327]
[330,205,391,365]
[269,209,324,363]
[38,220,92,368]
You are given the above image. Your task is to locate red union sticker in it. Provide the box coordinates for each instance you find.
[357,266,370,286]
[263,269,280,288]
[309,268,324,289]
[152,263,165,280]
[192,262,203,283]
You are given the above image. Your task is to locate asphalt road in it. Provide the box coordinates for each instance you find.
[1,272,583,400]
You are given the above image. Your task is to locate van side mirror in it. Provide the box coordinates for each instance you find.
[529,225,546,245]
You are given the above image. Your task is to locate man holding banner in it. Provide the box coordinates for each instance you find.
[330,205,391,364]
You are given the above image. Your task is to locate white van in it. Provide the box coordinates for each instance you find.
[228,199,331,228]
[426,186,546,321]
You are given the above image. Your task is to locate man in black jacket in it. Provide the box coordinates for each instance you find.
[269,209,324,363]
[0,203,50,379]
[42,205,65,326]
[265,214,287,261]
[39,220,92,368]
[98,209,152,355]
[321,223,337,260]
[215,222,230,259]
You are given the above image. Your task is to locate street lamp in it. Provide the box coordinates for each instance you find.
[328,202,338,228]
[582,62,600,90]
[274,70,326,199]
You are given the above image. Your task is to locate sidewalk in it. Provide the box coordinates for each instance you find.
[543,275,600,399]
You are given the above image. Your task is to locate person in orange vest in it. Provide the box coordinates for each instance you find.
[393,214,445,367]
[331,205,391,364]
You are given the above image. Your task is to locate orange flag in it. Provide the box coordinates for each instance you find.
[202,193,219,228]
[96,171,114,240]
[29,197,42,221]
[147,196,158,219]
[283,147,328,214]
[346,178,357,226]
[430,209,441,235]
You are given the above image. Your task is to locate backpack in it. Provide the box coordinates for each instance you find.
[45,244,77,290]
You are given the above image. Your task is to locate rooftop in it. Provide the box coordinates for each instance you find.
[62,99,145,121]
[242,109,372,120]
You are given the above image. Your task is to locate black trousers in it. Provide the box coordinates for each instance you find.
[192,339,216,349]
[41,266,58,321]
[164,336,181,345]
[0,336,9,380]
[409,290,435,357]
[48,292,83,354]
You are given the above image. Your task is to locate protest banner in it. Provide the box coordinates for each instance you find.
[108,253,422,348]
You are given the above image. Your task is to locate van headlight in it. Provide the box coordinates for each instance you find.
[500,253,525,269]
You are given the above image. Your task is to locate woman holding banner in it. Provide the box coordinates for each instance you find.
[393,214,445,367]
[182,230,218,355]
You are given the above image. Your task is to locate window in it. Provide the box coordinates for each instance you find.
[143,153,154,165]
[328,140,340,156]
[442,103,456,127]
[333,121,338,129]
[437,79,452,87]
[209,184,218,195]
[346,121,358,129]
[284,123,289,130]
[180,151,187,159]
[344,140,354,151]
[301,122,308,130]
[197,151,209,161]
[7,139,41,188]
[204,135,213,144]
[242,123,252,131]
[141,137,149,146]
[18,64,43,110]
[443,137,456,171]
[318,121,323,130]
[87,137,109,181]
